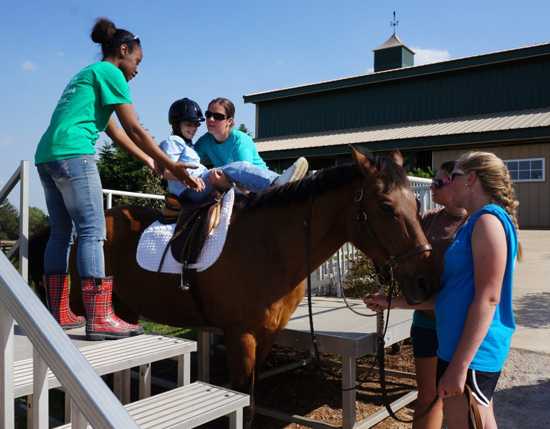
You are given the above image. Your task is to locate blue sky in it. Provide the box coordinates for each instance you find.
[1,0,549,210]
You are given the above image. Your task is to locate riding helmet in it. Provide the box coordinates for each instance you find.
[168,98,205,125]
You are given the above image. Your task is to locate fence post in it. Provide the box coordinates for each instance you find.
[106,192,113,210]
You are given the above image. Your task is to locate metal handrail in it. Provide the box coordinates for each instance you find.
[0,161,29,281]
[0,161,138,427]
[0,253,139,428]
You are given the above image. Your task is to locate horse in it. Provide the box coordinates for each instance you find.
[29,148,436,398]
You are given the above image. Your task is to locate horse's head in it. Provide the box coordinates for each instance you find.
[348,147,436,304]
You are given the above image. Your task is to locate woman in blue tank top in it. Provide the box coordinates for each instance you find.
[435,151,520,428]
[365,151,520,428]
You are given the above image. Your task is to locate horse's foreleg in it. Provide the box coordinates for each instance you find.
[225,329,257,428]
[225,329,257,392]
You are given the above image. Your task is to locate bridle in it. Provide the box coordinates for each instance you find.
[353,185,432,272]
[303,182,435,424]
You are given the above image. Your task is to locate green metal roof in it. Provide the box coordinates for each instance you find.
[243,42,550,104]
[255,108,550,160]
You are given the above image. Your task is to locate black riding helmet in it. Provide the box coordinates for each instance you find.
[168,98,205,126]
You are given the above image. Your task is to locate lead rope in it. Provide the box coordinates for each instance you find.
[304,195,322,366]
[375,266,439,423]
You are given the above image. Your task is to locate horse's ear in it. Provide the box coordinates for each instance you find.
[388,150,404,167]
[350,145,377,176]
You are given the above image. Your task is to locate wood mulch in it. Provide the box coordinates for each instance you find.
[252,342,417,429]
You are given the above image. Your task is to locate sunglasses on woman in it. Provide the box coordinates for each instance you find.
[430,177,451,189]
[450,169,465,181]
[205,110,228,121]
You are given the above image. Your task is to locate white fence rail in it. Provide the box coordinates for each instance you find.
[103,189,165,210]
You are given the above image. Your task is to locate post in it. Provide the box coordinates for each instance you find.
[31,350,49,429]
[0,305,14,428]
[342,356,357,429]
[19,161,29,283]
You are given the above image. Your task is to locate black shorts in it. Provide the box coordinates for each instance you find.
[437,358,501,406]
[411,326,438,358]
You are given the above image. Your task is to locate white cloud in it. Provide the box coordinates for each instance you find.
[21,61,37,72]
[412,47,451,66]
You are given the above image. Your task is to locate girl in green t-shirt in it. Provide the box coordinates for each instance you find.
[35,18,203,341]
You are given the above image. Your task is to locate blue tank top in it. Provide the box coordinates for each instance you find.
[436,204,518,372]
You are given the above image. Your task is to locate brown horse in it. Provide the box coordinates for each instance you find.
[30,148,435,394]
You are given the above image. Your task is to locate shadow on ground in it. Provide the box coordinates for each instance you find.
[514,292,550,329]
[494,379,550,428]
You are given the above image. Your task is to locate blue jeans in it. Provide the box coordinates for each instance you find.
[37,155,106,278]
[180,161,279,203]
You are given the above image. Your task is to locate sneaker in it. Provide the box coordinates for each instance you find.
[273,157,309,186]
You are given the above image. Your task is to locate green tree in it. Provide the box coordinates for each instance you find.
[97,141,164,209]
[342,253,380,297]
[0,200,18,240]
[407,166,434,179]
[29,207,49,236]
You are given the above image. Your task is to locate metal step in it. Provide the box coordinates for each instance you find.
[54,381,249,429]
[13,334,196,398]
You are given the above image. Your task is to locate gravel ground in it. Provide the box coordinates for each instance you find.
[493,348,550,428]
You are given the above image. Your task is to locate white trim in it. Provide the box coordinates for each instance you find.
[504,157,545,183]
[471,369,491,407]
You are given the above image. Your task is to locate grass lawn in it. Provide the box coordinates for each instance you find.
[140,320,197,340]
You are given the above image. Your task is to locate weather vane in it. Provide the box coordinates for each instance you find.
[390,11,399,35]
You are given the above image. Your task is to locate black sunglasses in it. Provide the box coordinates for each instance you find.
[430,178,450,189]
[450,170,465,181]
[205,110,228,121]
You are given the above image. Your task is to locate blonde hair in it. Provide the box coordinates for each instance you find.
[457,151,522,260]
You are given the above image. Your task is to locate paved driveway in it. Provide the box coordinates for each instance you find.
[493,230,550,427]
[511,229,550,353]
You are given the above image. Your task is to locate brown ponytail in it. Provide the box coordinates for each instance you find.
[458,151,523,260]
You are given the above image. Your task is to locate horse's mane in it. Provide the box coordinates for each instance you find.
[244,156,408,211]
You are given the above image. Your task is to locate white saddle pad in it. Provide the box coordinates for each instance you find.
[136,189,235,273]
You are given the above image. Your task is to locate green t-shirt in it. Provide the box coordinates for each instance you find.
[35,61,132,164]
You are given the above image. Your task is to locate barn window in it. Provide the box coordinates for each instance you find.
[504,158,545,182]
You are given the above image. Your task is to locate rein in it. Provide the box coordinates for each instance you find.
[303,184,440,424]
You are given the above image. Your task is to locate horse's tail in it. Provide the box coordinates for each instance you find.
[28,227,49,301]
